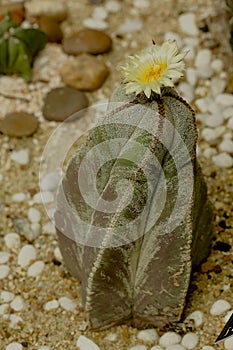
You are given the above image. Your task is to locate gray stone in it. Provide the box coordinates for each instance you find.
[43,86,88,122]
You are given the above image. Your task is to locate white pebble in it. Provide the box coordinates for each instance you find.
[5,343,23,350]
[30,223,41,238]
[181,333,199,349]
[196,98,212,113]
[11,193,26,202]
[202,347,215,350]
[44,299,59,311]
[183,37,199,47]
[211,59,224,72]
[203,147,217,159]
[77,335,100,350]
[0,251,10,264]
[134,0,149,8]
[178,82,194,102]
[104,333,117,341]
[92,7,108,20]
[186,68,198,86]
[159,332,181,348]
[0,291,15,303]
[212,153,233,168]
[59,296,76,312]
[197,65,213,79]
[8,314,23,329]
[0,265,10,279]
[219,139,233,153]
[27,261,45,277]
[201,128,218,142]
[105,0,121,13]
[205,114,224,128]
[118,20,143,34]
[228,117,233,130]
[83,18,108,30]
[0,303,9,315]
[195,49,212,68]
[33,191,54,204]
[179,12,198,36]
[4,233,20,249]
[164,32,183,49]
[166,345,186,350]
[40,171,61,191]
[28,207,41,223]
[129,346,147,350]
[10,149,29,165]
[151,346,163,350]
[196,113,208,123]
[137,329,158,343]
[38,347,51,350]
[211,78,227,97]
[224,337,233,350]
[216,93,233,107]
[10,296,25,311]
[223,107,233,120]
[18,245,36,267]
[210,299,231,315]
[43,221,56,235]
[54,247,63,261]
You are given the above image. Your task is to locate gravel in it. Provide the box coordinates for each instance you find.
[0,291,15,303]
[178,12,198,36]
[210,299,231,316]
[0,265,10,279]
[4,233,20,249]
[159,332,181,348]
[5,343,23,350]
[44,299,59,311]
[186,310,204,327]
[58,296,77,312]
[77,335,100,350]
[10,149,29,165]
[137,329,158,343]
[27,260,45,277]
[181,333,199,349]
[17,245,37,267]
[10,296,25,312]
[224,337,233,350]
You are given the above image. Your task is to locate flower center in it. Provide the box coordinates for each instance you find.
[141,62,167,83]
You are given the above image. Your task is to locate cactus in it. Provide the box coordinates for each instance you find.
[0,13,47,81]
[55,42,213,330]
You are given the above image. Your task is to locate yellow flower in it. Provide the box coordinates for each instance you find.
[122,41,187,98]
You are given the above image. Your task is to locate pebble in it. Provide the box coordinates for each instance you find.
[63,29,112,55]
[44,299,59,311]
[10,149,29,165]
[181,333,199,349]
[18,245,36,267]
[38,16,63,43]
[40,171,61,191]
[118,20,143,34]
[205,114,224,128]
[178,82,194,102]
[43,86,89,122]
[129,346,147,350]
[25,0,68,22]
[0,112,38,137]
[223,107,233,120]
[11,193,26,202]
[228,117,233,130]
[83,18,108,30]
[0,291,15,303]
[58,296,77,311]
[61,54,109,91]
[0,265,10,279]
[166,345,186,350]
[5,343,23,350]
[4,232,20,249]
[10,296,25,311]
[8,314,23,329]
[216,93,233,107]
[104,333,117,341]
[33,191,54,204]
[186,68,198,86]
[203,147,217,159]
[224,337,233,350]
[202,347,215,350]
[151,347,163,350]
[211,59,224,72]
[137,329,158,343]
[212,153,233,168]
[105,0,121,13]
[159,332,181,348]
[54,247,63,261]
[77,335,100,350]
[0,303,9,315]
[134,0,149,7]
[195,49,212,68]
[210,299,231,315]
[210,78,227,96]
[30,223,41,238]
[27,261,45,277]
[38,347,51,350]
[14,217,35,242]
[28,207,41,223]
[0,251,10,264]
[92,7,108,20]
[201,128,218,142]
[179,12,198,36]
[219,139,233,153]
[195,97,212,113]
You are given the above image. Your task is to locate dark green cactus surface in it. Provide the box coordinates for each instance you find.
[55,86,213,330]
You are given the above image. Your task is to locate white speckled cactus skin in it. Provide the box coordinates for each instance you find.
[55,86,213,330]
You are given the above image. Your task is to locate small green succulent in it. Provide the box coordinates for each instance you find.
[0,13,47,81]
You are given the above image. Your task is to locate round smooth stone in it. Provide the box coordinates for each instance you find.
[0,112,38,137]
[38,16,63,43]
[61,54,109,91]
[43,86,88,122]
[63,29,112,55]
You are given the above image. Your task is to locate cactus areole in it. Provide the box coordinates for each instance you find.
[55,42,213,330]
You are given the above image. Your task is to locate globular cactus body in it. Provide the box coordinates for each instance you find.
[55,86,213,330]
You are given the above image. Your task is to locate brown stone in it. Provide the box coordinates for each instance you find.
[60,54,109,91]
[63,29,112,55]
[0,3,25,24]
[38,16,63,43]
[0,112,38,137]
[42,86,89,122]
